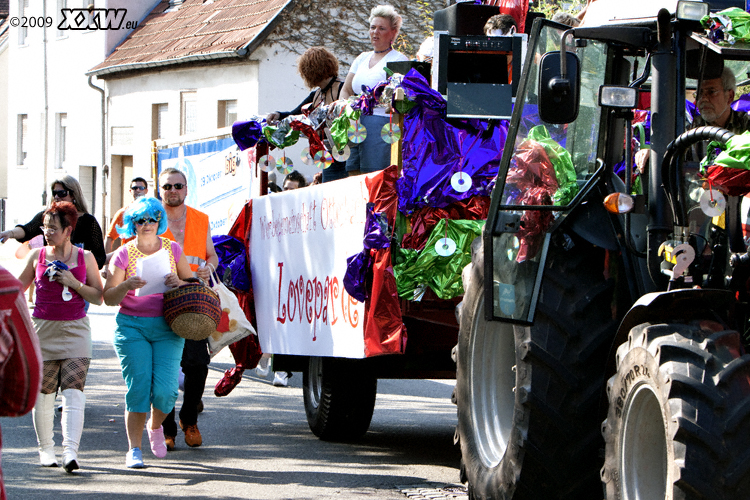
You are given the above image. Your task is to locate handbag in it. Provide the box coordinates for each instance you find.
[163,278,221,341]
[207,266,256,357]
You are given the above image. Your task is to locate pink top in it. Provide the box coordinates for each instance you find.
[33,246,87,321]
[112,237,182,317]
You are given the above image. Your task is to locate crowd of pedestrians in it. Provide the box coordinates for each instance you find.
[0,3,413,480]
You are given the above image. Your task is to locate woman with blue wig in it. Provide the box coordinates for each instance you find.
[103,196,193,469]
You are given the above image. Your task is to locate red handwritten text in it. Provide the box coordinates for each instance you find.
[275,262,360,339]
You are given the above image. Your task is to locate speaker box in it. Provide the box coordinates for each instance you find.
[433,3,501,36]
[387,61,432,82]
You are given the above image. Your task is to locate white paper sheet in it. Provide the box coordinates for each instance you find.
[134,249,172,296]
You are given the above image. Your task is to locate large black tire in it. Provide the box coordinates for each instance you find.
[602,321,750,500]
[456,234,618,499]
[302,356,377,441]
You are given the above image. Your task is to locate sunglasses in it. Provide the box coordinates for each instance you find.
[135,218,158,226]
[130,185,146,191]
[161,183,185,191]
[52,189,69,198]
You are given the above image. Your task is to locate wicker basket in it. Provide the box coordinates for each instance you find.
[163,280,221,341]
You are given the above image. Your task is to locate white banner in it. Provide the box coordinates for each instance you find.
[157,137,251,235]
[250,174,374,358]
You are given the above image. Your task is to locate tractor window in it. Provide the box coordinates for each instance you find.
[489,22,608,323]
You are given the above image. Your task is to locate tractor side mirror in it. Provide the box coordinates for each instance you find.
[538,50,580,124]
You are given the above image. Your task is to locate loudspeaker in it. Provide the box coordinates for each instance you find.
[433,3,501,36]
[387,61,432,82]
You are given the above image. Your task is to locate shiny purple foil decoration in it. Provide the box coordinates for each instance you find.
[344,251,370,303]
[397,70,506,213]
[343,203,392,302]
[212,235,244,281]
[232,120,263,151]
[733,94,750,114]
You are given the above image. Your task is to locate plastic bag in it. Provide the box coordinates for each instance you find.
[207,266,256,357]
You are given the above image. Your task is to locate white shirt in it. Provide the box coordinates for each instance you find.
[349,50,408,116]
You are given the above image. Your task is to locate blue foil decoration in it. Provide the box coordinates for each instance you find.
[343,204,392,302]
[232,120,263,151]
[396,70,507,213]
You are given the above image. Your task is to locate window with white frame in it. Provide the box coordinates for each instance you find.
[181,92,197,136]
[217,100,237,128]
[56,0,68,38]
[17,115,28,166]
[18,0,29,45]
[152,103,168,140]
[55,113,68,169]
[83,0,95,31]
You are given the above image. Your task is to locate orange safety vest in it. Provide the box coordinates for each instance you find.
[163,206,209,273]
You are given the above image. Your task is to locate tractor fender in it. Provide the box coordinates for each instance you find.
[615,288,736,343]
[565,190,620,251]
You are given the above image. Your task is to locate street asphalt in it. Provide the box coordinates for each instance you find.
[0,243,465,500]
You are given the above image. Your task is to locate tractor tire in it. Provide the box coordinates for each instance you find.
[457,234,617,499]
[303,356,377,441]
[602,321,750,500]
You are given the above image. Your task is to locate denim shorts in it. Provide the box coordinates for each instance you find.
[346,114,393,173]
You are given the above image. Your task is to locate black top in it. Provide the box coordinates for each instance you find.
[276,79,345,120]
[18,211,106,269]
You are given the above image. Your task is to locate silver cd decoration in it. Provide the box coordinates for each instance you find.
[347,122,367,144]
[300,147,313,165]
[435,237,457,257]
[699,188,726,217]
[276,155,294,174]
[258,155,275,173]
[314,150,333,170]
[381,123,402,144]
[332,144,351,162]
[451,171,472,193]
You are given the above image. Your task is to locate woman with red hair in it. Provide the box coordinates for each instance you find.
[266,46,348,183]
[17,201,103,473]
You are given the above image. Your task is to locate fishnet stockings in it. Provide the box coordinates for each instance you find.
[41,358,90,394]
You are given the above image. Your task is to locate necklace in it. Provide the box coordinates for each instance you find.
[54,244,73,263]
[168,207,187,223]
[374,47,392,54]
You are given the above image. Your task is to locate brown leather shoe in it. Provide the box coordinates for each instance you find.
[164,435,176,451]
[179,420,202,447]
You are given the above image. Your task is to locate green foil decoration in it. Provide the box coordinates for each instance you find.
[708,131,750,171]
[394,218,485,300]
[262,124,300,149]
[527,125,579,205]
[702,8,750,44]
[329,106,362,151]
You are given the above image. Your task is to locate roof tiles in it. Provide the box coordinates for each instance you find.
[89,0,291,76]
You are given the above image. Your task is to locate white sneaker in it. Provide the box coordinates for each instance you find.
[255,358,270,378]
[273,372,288,387]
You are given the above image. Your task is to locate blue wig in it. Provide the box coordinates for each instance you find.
[117,197,168,239]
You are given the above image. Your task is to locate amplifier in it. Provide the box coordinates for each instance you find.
[434,34,526,120]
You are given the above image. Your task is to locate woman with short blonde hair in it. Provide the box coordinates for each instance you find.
[341,4,408,175]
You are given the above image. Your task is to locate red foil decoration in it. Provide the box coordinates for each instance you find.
[705,164,750,197]
[363,165,407,357]
[225,202,262,370]
[508,140,558,262]
[290,121,325,156]
[402,197,491,251]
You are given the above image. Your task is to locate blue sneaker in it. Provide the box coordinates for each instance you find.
[126,447,144,469]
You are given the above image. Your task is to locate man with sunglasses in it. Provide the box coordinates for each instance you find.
[636,66,750,172]
[157,167,218,451]
[104,177,149,255]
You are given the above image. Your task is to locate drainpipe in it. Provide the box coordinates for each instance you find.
[88,75,106,226]
[42,0,49,206]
